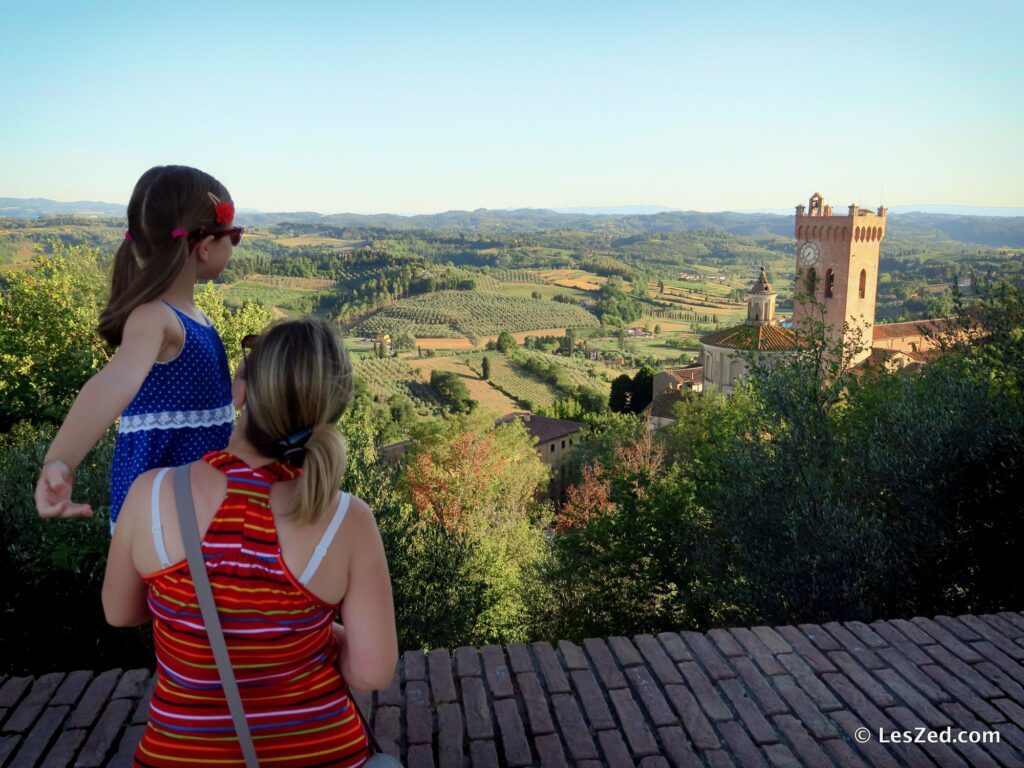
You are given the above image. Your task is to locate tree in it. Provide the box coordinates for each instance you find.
[430,370,476,413]
[496,330,518,354]
[481,355,491,380]
[609,374,632,412]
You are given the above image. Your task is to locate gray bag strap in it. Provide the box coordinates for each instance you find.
[173,464,260,768]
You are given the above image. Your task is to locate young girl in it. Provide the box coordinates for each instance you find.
[35,165,243,528]
[103,315,397,767]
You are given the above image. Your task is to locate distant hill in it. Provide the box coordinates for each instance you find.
[2,198,1022,247]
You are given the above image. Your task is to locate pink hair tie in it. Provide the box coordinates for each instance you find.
[124,230,134,242]
[171,228,189,239]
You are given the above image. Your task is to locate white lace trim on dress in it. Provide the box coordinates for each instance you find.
[118,404,235,434]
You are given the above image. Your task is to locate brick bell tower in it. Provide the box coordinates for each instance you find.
[792,192,886,363]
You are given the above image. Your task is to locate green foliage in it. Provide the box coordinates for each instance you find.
[495,330,518,354]
[194,283,274,372]
[0,244,109,429]
[429,370,476,413]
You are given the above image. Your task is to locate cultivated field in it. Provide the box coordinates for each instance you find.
[408,356,520,417]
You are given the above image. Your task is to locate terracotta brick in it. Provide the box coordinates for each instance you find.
[771,675,837,739]
[532,642,571,694]
[657,725,699,767]
[534,732,568,768]
[890,618,935,645]
[609,687,659,756]
[970,615,1024,658]
[922,644,1002,698]
[107,723,146,768]
[822,622,884,670]
[663,684,721,750]
[633,634,683,686]
[506,643,533,674]
[718,677,778,745]
[517,672,555,735]
[597,729,633,768]
[438,701,465,768]
[576,761,604,768]
[462,676,494,740]
[639,756,670,768]
[469,739,500,768]
[352,689,373,727]
[551,694,599,760]
[940,702,1024,768]
[870,621,932,665]
[821,671,896,735]
[718,719,769,767]
[874,668,953,729]
[996,612,1024,637]
[974,641,1024,687]
[708,628,745,656]
[3,672,63,733]
[51,670,93,706]
[571,670,616,730]
[583,638,627,690]
[407,679,433,744]
[481,645,514,699]
[978,618,1024,647]
[751,626,793,655]
[408,743,436,768]
[935,615,982,641]
[609,636,644,667]
[111,669,150,699]
[131,677,155,724]
[557,640,589,670]
[0,736,17,766]
[822,738,870,767]
[8,704,68,767]
[994,720,1024,754]
[994,699,1024,730]
[887,705,969,768]
[405,649,427,681]
[774,626,835,674]
[844,621,887,649]
[704,749,736,768]
[0,676,32,708]
[625,666,676,727]
[775,653,841,711]
[729,628,783,675]
[827,650,895,708]
[771,714,834,768]
[977,661,1024,701]
[911,617,983,663]
[829,710,903,768]
[921,665,1004,724]
[429,648,457,704]
[494,698,532,767]
[681,631,736,681]
[44,725,88,767]
[797,624,840,652]
[67,669,121,730]
[762,742,801,768]
[76,697,133,768]
[373,705,400,754]
[876,647,951,702]
[677,662,731,721]
[656,632,693,662]
[456,646,481,678]
[731,657,788,716]
[378,669,403,707]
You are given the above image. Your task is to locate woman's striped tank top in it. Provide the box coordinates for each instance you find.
[136,450,370,767]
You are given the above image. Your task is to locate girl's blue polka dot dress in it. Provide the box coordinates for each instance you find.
[109,301,233,529]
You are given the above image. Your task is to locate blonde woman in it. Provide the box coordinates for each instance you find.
[103,315,397,767]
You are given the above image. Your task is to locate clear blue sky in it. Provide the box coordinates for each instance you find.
[2,1,1021,214]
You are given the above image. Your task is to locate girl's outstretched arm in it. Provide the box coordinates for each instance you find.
[35,302,170,518]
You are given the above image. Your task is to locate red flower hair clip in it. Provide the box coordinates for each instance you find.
[208,192,235,225]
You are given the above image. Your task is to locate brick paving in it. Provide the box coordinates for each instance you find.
[3,612,1024,766]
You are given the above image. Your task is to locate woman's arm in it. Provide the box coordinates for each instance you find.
[338,499,398,691]
[102,473,152,627]
[36,303,169,518]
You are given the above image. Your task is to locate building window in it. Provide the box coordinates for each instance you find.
[859,269,867,299]
[561,439,566,448]
[805,268,817,296]
[550,444,555,453]
[569,438,573,446]
[825,269,835,298]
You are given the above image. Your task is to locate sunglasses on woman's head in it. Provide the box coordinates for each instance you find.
[189,226,245,246]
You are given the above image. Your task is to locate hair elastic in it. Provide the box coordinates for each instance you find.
[171,228,189,239]
[124,230,135,242]
[275,427,314,468]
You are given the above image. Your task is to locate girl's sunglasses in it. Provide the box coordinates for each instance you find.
[189,226,245,246]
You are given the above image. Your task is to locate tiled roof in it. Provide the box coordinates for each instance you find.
[645,388,686,420]
[701,324,798,351]
[497,412,585,443]
[662,364,704,385]
[4,611,1024,766]
[872,319,946,341]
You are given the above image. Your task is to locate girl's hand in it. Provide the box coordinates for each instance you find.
[35,460,93,518]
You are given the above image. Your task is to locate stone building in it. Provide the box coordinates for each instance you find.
[496,412,583,501]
